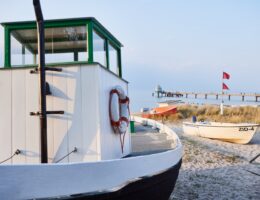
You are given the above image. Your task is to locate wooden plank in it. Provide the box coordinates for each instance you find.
[52,69,68,163]
[12,70,27,163]
[0,71,12,164]
[66,67,83,162]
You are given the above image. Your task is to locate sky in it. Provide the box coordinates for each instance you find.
[0,0,259,111]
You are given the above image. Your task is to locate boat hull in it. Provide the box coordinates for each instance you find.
[142,106,177,118]
[46,160,182,200]
[183,122,258,144]
[0,149,182,200]
[0,117,182,200]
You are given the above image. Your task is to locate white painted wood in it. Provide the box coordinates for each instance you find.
[66,67,83,162]
[25,69,40,163]
[98,67,130,159]
[0,64,131,164]
[11,70,26,163]
[81,66,100,162]
[46,71,54,162]
[0,114,182,199]
[131,116,181,148]
[0,71,12,164]
[0,140,182,199]
[52,70,69,163]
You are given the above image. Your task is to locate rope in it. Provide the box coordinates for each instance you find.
[55,147,77,163]
[0,149,21,164]
[249,153,260,164]
[244,169,260,176]
[119,131,127,153]
[119,102,130,154]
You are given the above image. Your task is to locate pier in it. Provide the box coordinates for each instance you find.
[153,91,260,102]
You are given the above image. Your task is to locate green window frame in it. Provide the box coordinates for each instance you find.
[2,18,123,77]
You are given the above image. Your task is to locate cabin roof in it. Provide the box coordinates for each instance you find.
[1,17,123,77]
[1,17,123,47]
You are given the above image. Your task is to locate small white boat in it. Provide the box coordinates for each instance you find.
[183,121,259,144]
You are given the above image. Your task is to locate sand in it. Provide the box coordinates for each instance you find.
[169,122,260,200]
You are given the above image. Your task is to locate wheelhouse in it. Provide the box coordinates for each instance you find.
[1,17,123,77]
[0,17,129,164]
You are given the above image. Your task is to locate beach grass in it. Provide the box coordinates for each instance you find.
[152,104,260,123]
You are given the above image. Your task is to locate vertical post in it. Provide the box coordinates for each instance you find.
[118,49,122,78]
[74,51,78,62]
[221,72,224,115]
[87,21,93,63]
[22,45,25,65]
[105,39,109,69]
[33,54,37,64]
[4,27,11,68]
[220,102,224,115]
[33,0,48,163]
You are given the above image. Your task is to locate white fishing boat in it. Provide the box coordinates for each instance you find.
[0,1,182,199]
[183,121,259,144]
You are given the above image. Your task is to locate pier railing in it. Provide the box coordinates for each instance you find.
[153,91,260,102]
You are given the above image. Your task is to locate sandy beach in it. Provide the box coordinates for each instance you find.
[169,122,260,200]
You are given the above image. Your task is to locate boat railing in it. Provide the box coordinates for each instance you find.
[130,116,181,149]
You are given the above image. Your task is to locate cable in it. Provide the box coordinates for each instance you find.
[0,149,21,164]
[249,153,260,164]
[55,147,77,163]
[244,169,260,176]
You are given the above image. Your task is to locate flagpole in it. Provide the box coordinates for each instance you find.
[220,71,224,115]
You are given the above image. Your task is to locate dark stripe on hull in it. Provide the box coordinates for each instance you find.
[42,159,182,200]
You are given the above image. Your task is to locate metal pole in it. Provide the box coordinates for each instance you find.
[33,0,48,163]
[220,72,224,115]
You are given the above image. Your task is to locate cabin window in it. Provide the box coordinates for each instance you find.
[108,43,118,74]
[93,30,106,67]
[11,31,36,66]
[10,26,88,66]
[45,26,88,63]
[4,18,123,77]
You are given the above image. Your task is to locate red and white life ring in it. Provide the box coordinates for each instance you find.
[109,86,130,135]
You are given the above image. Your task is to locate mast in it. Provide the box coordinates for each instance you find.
[31,0,64,163]
[33,0,48,163]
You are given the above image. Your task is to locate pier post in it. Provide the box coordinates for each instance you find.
[256,96,258,102]
[242,96,245,101]
[228,95,231,101]
[216,94,218,100]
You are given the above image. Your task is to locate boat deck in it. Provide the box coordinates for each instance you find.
[131,123,175,155]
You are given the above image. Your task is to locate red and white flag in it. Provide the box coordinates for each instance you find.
[222,83,229,90]
[223,72,230,79]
